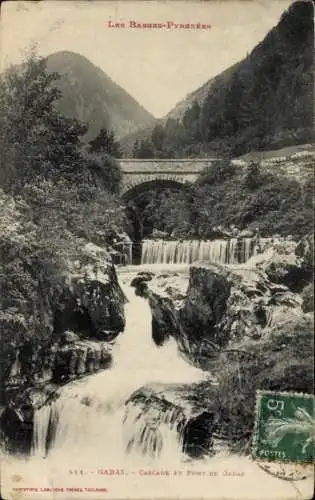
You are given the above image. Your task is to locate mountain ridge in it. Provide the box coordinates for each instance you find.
[46,50,155,141]
[121,0,313,157]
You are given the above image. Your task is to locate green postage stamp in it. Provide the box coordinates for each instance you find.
[252,391,314,463]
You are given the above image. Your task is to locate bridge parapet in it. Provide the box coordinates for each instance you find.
[119,158,216,174]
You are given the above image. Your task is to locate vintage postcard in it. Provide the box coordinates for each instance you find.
[0,0,314,499]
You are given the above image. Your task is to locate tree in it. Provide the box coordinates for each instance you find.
[135,139,155,158]
[151,124,165,151]
[83,150,122,194]
[132,140,139,158]
[183,101,202,142]
[0,50,89,191]
[89,128,122,158]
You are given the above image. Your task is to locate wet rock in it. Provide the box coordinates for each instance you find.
[71,271,125,336]
[179,265,232,350]
[130,272,154,287]
[75,344,88,375]
[100,343,112,368]
[54,253,126,340]
[0,383,60,455]
[183,411,219,458]
[130,276,150,289]
[0,406,33,454]
[149,294,179,346]
[125,384,218,460]
[138,263,307,368]
[301,283,313,313]
[264,261,310,293]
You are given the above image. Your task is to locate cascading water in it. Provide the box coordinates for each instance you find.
[140,238,279,265]
[2,265,311,500]
[30,276,204,467]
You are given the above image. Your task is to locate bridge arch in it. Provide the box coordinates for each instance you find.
[121,178,189,202]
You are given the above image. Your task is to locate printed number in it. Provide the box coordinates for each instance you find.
[267,399,284,416]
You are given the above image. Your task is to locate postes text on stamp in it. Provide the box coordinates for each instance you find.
[252,391,314,463]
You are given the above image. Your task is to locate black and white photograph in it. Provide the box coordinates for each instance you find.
[0,1,314,499]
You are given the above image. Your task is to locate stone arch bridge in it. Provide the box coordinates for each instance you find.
[119,149,313,199]
[119,158,216,199]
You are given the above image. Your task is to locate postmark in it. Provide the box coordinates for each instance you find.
[252,391,314,464]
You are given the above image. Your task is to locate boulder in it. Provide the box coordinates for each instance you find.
[54,262,126,339]
[124,383,219,460]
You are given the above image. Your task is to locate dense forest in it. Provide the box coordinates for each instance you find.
[131,1,313,159]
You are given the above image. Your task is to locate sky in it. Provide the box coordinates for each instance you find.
[1,0,293,117]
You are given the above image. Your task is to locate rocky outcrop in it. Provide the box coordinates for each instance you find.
[256,236,313,293]
[124,383,219,460]
[0,234,126,442]
[54,260,125,340]
[0,332,113,455]
[131,243,308,368]
[131,238,313,452]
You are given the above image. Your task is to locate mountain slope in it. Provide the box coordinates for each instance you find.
[120,63,239,155]
[46,51,155,141]
[199,0,314,155]
[122,0,314,157]
[165,62,240,123]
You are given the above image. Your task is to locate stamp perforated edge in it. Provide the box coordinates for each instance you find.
[251,390,314,464]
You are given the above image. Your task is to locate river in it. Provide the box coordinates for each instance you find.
[0,255,312,499]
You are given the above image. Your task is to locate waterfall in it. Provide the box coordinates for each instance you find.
[123,402,186,461]
[141,238,259,265]
[32,405,52,458]
[30,278,204,466]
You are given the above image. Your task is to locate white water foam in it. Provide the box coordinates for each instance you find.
[30,280,204,468]
[141,238,258,265]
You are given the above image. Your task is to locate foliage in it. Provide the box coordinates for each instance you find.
[243,162,265,190]
[189,315,314,452]
[0,51,128,399]
[196,159,236,186]
[89,127,122,158]
[82,149,122,194]
[140,159,313,239]
[214,315,314,451]
[0,50,122,194]
[141,188,192,237]
[22,180,127,248]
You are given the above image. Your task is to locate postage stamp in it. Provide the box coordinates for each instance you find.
[252,391,314,463]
